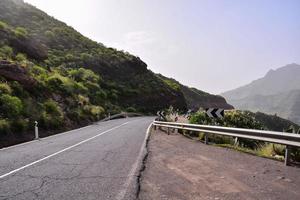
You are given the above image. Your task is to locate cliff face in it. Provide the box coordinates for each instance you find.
[157,74,234,111]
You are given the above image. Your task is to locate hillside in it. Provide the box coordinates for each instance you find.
[222,63,300,125]
[157,74,233,110]
[0,0,232,147]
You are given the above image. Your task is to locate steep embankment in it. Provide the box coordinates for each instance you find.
[222,64,300,125]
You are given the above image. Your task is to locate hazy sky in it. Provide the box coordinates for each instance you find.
[24,0,300,94]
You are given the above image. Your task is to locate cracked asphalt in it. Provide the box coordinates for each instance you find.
[0,117,153,200]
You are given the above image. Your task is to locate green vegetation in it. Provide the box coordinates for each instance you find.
[14,27,28,38]
[0,45,13,59]
[188,110,300,162]
[0,20,8,29]
[0,0,280,149]
[0,94,23,118]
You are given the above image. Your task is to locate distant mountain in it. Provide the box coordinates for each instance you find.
[222,63,300,125]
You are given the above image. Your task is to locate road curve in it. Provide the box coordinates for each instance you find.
[0,117,154,200]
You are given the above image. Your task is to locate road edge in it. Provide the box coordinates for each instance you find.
[115,121,153,200]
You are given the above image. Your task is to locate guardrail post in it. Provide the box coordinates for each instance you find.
[34,121,39,139]
[167,127,170,135]
[204,133,208,145]
[285,145,291,166]
[154,125,157,130]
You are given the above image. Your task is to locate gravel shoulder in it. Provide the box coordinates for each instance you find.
[139,129,300,200]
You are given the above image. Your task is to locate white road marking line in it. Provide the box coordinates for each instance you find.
[115,122,153,200]
[0,118,129,151]
[0,121,131,179]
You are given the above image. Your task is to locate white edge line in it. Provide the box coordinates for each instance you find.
[115,122,153,200]
[0,118,129,151]
[0,121,130,179]
[0,124,95,151]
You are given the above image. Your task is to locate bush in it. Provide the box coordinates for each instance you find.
[14,27,28,38]
[11,118,29,133]
[83,105,105,120]
[126,107,136,113]
[189,110,265,148]
[44,30,55,38]
[0,45,13,58]
[90,90,107,105]
[77,95,89,106]
[15,53,27,62]
[10,81,28,98]
[0,119,10,134]
[0,94,23,118]
[80,53,92,61]
[40,100,64,129]
[0,83,12,94]
[0,21,8,30]
[68,68,100,83]
[46,73,88,94]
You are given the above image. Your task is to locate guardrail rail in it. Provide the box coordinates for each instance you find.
[153,121,300,166]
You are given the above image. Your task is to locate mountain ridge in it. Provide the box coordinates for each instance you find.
[222,63,300,125]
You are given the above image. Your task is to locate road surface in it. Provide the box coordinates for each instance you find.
[0,117,153,200]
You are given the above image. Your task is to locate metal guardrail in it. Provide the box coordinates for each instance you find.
[100,112,143,122]
[153,121,300,166]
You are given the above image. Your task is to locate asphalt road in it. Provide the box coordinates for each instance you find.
[0,117,153,200]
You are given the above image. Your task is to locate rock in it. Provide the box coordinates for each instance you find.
[0,60,37,90]
[284,178,292,182]
[274,155,284,160]
[276,176,285,180]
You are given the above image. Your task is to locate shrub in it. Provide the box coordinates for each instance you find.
[40,100,64,129]
[80,53,92,61]
[0,45,13,58]
[257,143,285,159]
[44,30,55,38]
[68,68,100,83]
[189,110,265,148]
[0,21,8,30]
[163,79,180,91]
[77,95,89,106]
[10,81,28,98]
[126,107,136,113]
[11,118,29,133]
[0,94,23,118]
[14,27,28,38]
[83,105,105,120]
[15,53,27,62]
[67,108,84,122]
[90,90,107,105]
[0,119,10,134]
[0,83,12,94]
[46,72,88,94]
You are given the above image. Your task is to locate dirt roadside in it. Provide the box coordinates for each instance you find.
[138,129,300,200]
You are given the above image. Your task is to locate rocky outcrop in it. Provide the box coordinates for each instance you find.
[181,86,234,110]
[10,36,48,61]
[0,60,37,89]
